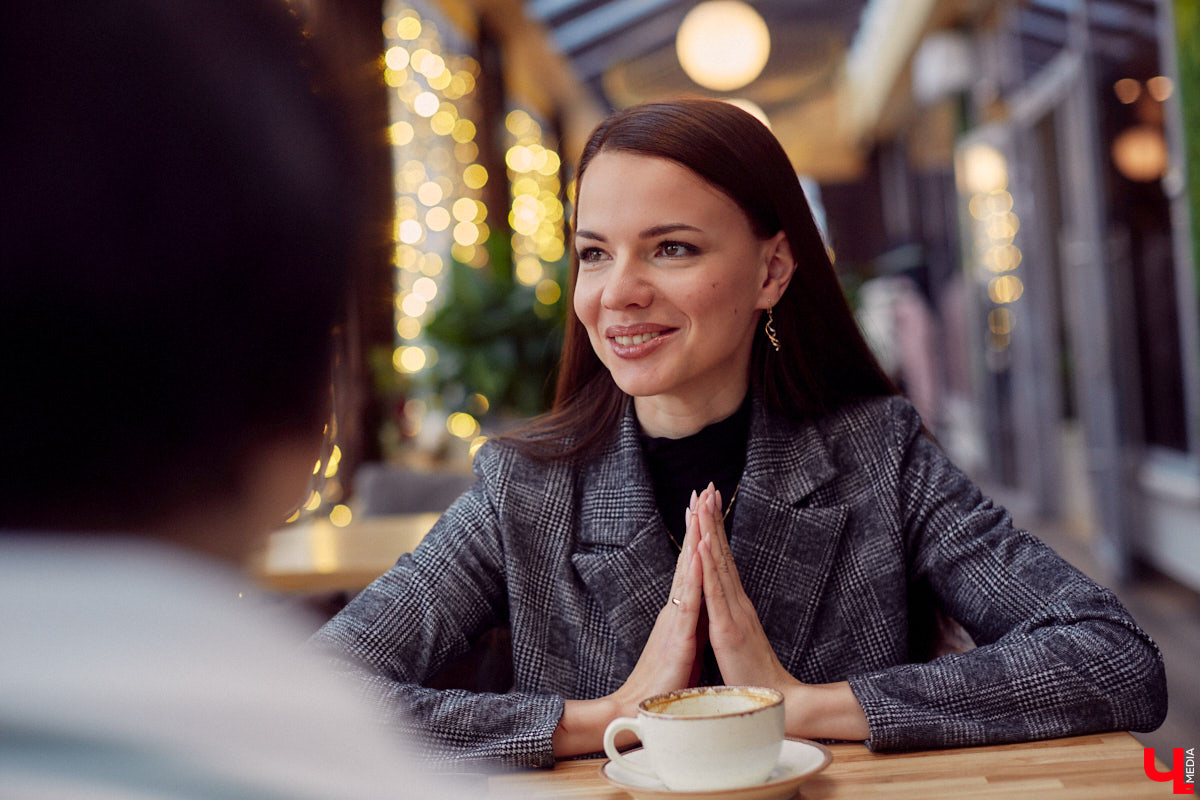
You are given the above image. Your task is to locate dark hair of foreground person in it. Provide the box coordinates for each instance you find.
[0,0,367,531]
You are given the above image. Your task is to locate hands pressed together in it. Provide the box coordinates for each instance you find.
[614,483,799,708]
[552,483,870,757]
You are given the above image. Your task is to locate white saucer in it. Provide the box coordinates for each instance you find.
[599,738,833,800]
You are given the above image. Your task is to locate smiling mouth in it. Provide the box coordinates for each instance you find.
[613,332,662,346]
[606,327,675,358]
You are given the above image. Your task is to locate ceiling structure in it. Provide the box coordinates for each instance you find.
[435,0,1167,180]
[525,0,868,105]
[525,0,876,180]
[435,0,964,179]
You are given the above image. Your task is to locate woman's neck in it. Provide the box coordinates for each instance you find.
[634,383,750,439]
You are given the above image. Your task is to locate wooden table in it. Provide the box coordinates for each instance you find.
[487,733,1173,798]
[250,513,439,593]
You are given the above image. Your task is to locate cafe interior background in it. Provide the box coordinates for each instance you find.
[274,0,1199,762]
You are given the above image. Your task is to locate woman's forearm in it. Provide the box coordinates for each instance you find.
[784,681,870,741]
[552,696,635,757]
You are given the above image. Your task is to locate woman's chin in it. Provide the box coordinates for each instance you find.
[609,373,670,400]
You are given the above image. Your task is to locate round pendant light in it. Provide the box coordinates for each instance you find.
[676,0,770,92]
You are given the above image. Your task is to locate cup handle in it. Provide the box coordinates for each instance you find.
[603,717,657,780]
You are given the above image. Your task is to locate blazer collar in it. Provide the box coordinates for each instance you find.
[575,393,841,548]
[741,393,839,505]
[572,395,849,673]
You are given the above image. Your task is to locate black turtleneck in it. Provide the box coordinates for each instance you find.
[637,395,751,550]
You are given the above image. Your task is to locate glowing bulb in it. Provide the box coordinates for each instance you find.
[413,277,438,302]
[453,221,479,246]
[329,504,353,527]
[447,412,480,439]
[1113,78,1141,104]
[1111,125,1168,182]
[398,219,423,245]
[426,207,451,231]
[463,164,488,189]
[1147,76,1173,101]
[324,445,342,478]
[958,144,1008,195]
[515,256,543,286]
[396,16,421,40]
[452,119,476,143]
[430,111,456,136]
[388,121,414,146]
[401,293,427,317]
[506,145,534,172]
[394,346,427,373]
[397,316,421,339]
[421,252,444,276]
[535,279,561,305]
[506,109,532,135]
[676,1,770,91]
[384,46,410,71]
[417,181,443,206]
[453,197,477,222]
[413,91,439,117]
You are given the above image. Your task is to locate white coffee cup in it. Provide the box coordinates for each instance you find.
[602,685,785,791]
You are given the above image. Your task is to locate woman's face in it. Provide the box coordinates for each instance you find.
[573,151,792,434]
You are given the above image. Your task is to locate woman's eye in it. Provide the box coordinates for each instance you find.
[658,241,696,258]
[577,247,606,263]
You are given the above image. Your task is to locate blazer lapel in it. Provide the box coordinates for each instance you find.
[567,396,849,678]
[727,399,848,670]
[571,405,678,670]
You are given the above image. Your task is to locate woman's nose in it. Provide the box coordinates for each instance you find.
[600,254,652,310]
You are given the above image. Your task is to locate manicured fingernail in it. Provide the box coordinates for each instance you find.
[707,481,715,492]
[690,489,698,509]
[715,489,723,510]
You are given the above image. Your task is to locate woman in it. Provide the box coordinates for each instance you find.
[312,99,1166,768]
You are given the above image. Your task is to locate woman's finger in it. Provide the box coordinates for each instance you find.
[667,504,703,610]
[676,524,704,623]
[708,487,747,595]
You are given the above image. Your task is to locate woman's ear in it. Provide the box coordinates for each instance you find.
[756,231,797,309]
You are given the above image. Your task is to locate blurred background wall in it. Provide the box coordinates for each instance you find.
[285,0,1199,755]
[312,0,1200,594]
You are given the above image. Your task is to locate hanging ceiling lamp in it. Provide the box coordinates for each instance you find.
[676,0,770,92]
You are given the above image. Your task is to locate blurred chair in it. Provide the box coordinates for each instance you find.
[355,462,477,516]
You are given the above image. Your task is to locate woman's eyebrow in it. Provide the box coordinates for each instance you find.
[575,223,702,242]
[641,223,702,238]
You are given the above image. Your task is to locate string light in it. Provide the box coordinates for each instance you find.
[957,143,1024,360]
[505,107,566,306]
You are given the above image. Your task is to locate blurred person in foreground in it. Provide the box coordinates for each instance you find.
[0,2,458,796]
[311,99,1167,768]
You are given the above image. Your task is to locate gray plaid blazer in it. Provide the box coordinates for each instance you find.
[312,395,1166,768]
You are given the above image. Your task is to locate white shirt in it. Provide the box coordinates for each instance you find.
[0,535,470,799]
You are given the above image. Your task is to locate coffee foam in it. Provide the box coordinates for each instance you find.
[644,687,778,718]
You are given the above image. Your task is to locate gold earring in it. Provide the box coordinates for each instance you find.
[765,306,781,352]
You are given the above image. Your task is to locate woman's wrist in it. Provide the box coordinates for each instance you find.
[551,695,629,758]
[783,681,870,742]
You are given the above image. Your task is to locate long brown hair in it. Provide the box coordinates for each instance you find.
[507,98,897,461]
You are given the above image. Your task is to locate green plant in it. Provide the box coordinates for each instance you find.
[421,235,568,418]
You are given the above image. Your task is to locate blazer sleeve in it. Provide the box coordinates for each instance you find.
[846,397,1167,750]
[307,449,564,769]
